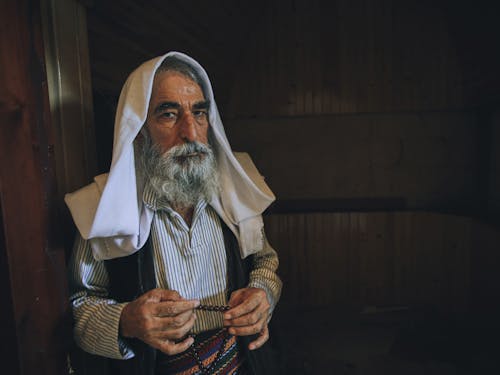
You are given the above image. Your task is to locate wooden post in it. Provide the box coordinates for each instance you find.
[0,0,70,373]
[40,0,97,251]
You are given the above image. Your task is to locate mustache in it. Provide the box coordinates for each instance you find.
[165,142,211,158]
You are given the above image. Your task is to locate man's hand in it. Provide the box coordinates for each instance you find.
[223,287,271,350]
[120,288,199,355]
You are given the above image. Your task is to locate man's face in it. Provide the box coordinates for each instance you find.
[145,70,209,154]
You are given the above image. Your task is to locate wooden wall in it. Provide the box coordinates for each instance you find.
[488,110,500,216]
[41,0,97,198]
[0,1,68,374]
[219,0,498,319]
[227,112,479,208]
[85,0,267,105]
[217,0,485,215]
[41,0,98,252]
[225,0,464,118]
[470,218,500,315]
[265,211,500,314]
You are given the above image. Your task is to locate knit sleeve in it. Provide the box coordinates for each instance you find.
[68,235,135,359]
[247,233,282,314]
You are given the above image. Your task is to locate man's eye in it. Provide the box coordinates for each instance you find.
[161,112,176,119]
[193,110,208,117]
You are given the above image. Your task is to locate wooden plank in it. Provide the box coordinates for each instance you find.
[227,112,479,208]
[311,0,323,114]
[0,1,69,374]
[470,221,500,314]
[84,0,468,116]
[41,0,99,249]
[264,211,476,313]
[0,204,20,375]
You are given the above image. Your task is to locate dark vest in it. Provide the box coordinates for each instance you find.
[100,222,279,375]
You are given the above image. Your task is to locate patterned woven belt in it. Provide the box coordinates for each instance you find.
[156,305,246,375]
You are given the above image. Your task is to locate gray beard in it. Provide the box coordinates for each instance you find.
[140,138,220,209]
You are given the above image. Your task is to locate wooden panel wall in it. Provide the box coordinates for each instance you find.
[265,211,474,314]
[0,0,68,374]
[41,0,97,196]
[220,0,479,212]
[226,0,464,118]
[85,0,267,104]
[227,112,479,207]
[488,110,500,215]
[470,220,500,314]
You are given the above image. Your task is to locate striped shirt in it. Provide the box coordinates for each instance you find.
[68,184,282,359]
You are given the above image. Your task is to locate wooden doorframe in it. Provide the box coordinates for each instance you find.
[0,0,96,373]
[40,0,97,250]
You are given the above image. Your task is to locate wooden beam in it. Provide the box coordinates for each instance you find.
[0,0,69,373]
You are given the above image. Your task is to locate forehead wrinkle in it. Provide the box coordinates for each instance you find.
[149,72,206,116]
[154,70,203,96]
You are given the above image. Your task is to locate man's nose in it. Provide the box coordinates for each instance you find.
[179,112,197,142]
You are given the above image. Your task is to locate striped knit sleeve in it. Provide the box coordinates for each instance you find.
[68,235,135,360]
[247,233,282,313]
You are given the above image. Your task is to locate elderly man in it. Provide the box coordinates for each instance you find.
[66,52,282,375]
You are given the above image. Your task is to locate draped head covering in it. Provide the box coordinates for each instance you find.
[65,51,275,260]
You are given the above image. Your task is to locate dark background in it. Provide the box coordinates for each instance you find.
[82,1,500,372]
[2,0,500,373]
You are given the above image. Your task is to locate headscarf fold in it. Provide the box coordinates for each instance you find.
[65,52,275,260]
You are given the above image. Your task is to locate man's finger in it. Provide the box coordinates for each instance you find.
[154,299,200,317]
[227,320,265,337]
[224,297,260,320]
[155,336,194,356]
[144,288,181,303]
[248,326,269,350]
[224,310,265,327]
[155,311,196,334]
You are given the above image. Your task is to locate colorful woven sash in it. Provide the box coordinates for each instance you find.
[155,329,247,374]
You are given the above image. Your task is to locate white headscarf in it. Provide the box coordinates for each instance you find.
[65,52,275,260]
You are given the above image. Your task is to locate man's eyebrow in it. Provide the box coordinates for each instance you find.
[153,101,180,114]
[192,100,210,110]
